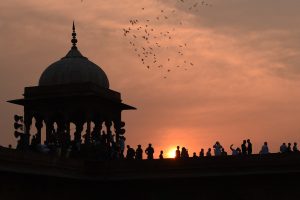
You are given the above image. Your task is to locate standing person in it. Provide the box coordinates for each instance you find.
[221,148,227,156]
[135,145,143,160]
[241,140,247,155]
[181,147,188,158]
[159,150,164,159]
[192,152,198,159]
[206,148,212,157]
[145,143,154,160]
[293,142,299,152]
[280,143,287,153]
[126,145,135,160]
[199,149,204,157]
[213,141,222,156]
[175,146,181,159]
[260,142,269,154]
[118,136,126,158]
[230,144,238,156]
[287,143,292,153]
[247,139,252,155]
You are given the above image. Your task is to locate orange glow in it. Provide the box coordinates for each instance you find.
[166,147,177,158]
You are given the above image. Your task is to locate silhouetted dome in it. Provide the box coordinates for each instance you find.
[39,47,109,88]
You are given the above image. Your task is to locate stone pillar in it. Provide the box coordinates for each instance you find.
[85,120,91,145]
[35,117,43,144]
[23,109,32,147]
[74,121,84,144]
[45,119,54,145]
[91,120,102,144]
[105,120,113,144]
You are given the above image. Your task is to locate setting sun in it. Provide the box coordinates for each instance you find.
[166,147,177,158]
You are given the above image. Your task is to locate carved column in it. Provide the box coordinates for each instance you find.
[35,117,43,144]
[85,120,91,145]
[23,109,33,147]
[74,121,84,144]
[45,119,54,145]
[105,120,113,144]
[91,120,102,144]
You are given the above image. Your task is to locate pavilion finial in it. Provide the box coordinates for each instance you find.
[71,21,78,49]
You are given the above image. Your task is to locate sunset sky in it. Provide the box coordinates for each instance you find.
[1,0,300,157]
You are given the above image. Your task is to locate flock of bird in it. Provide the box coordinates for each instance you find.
[122,0,212,78]
[79,0,212,78]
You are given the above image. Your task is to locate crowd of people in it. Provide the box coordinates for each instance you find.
[14,132,300,161]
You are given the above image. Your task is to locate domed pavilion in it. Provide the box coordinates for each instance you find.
[8,22,136,147]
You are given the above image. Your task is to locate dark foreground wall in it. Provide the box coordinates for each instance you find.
[1,171,300,200]
[0,148,299,200]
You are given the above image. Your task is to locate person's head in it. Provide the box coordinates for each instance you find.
[216,141,219,145]
[177,146,180,150]
[288,143,291,146]
[201,148,204,152]
[294,142,297,146]
[149,143,152,147]
[193,152,196,156]
[138,144,141,148]
[264,142,268,145]
[283,142,286,145]
[208,148,211,151]
[160,150,163,154]
[247,139,251,143]
[127,145,130,149]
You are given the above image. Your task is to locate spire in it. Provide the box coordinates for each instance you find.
[71,21,78,49]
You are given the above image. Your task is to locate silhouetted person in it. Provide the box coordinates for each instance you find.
[260,142,269,154]
[126,145,135,160]
[287,143,292,153]
[241,140,247,155]
[181,147,189,158]
[247,139,252,155]
[280,143,287,153]
[221,148,227,156]
[119,136,126,158]
[199,148,204,157]
[175,146,181,159]
[159,150,164,159]
[213,141,222,156]
[230,144,241,156]
[293,142,299,152]
[145,143,154,160]
[230,144,237,155]
[135,145,143,160]
[206,148,212,157]
[192,152,198,159]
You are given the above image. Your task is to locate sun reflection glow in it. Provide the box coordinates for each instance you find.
[166,147,177,158]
